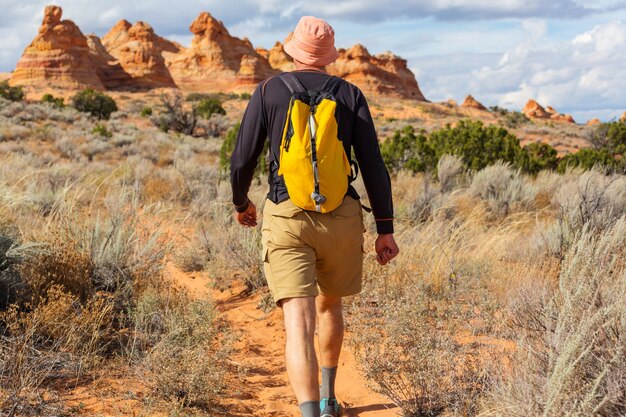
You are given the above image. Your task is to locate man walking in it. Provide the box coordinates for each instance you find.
[230,16,399,417]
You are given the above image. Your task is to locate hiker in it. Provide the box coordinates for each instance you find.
[230,16,399,417]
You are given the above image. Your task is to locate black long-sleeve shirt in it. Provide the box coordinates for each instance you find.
[230,69,394,234]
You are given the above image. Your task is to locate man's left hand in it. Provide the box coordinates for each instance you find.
[236,201,257,227]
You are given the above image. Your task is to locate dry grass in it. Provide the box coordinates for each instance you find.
[1,98,624,416]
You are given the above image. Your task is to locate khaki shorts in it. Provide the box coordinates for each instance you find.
[261,196,365,304]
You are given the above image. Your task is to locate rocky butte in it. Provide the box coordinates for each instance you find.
[461,95,487,111]
[522,99,575,123]
[10,5,428,100]
[10,5,106,90]
[164,12,277,92]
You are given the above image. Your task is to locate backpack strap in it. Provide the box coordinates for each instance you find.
[279,72,306,95]
[320,75,343,95]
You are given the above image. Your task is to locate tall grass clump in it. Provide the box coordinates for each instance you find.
[469,162,535,217]
[485,218,626,416]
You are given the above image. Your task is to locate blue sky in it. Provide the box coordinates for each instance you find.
[1,1,626,122]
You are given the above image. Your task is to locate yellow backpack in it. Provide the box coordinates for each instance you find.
[277,73,353,213]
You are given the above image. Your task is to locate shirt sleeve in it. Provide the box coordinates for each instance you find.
[352,89,395,234]
[230,84,267,212]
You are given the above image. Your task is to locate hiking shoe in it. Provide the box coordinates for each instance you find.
[320,398,340,417]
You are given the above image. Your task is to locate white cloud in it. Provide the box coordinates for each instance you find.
[419,20,626,121]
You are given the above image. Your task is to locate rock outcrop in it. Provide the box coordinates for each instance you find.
[461,95,487,111]
[10,5,105,90]
[11,5,428,99]
[102,20,180,89]
[257,40,294,72]
[165,12,277,92]
[586,118,601,126]
[620,112,626,122]
[86,34,134,89]
[327,45,426,100]
[523,99,575,123]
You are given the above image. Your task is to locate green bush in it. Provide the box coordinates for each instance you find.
[195,98,226,119]
[140,106,153,117]
[220,123,240,172]
[380,125,437,173]
[519,142,559,175]
[381,121,564,176]
[239,92,252,100]
[71,89,118,120]
[502,111,531,128]
[92,123,112,138]
[0,81,24,102]
[429,120,525,171]
[41,93,65,108]
[557,148,621,173]
[219,123,268,176]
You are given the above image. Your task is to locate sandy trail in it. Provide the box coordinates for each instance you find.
[170,263,399,417]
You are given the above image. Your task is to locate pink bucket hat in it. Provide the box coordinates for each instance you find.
[284,16,339,67]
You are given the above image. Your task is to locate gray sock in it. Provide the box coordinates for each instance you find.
[299,400,321,417]
[321,366,338,399]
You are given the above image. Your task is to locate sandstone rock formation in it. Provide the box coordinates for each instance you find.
[586,118,601,126]
[86,34,133,89]
[10,5,105,90]
[523,99,575,123]
[12,5,427,99]
[257,41,294,72]
[620,112,626,122]
[551,113,576,123]
[461,95,487,111]
[523,99,551,119]
[102,20,180,89]
[164,12,277,92]
[327,45,426,100]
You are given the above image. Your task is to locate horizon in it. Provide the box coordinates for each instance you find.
[1,0,626,122]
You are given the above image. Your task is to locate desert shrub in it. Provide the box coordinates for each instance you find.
[586,120,626,155]
[140,106,152,117]
[40,94,64,108]
[518,142,558,175]
[489,105,508,116]
[552,170,626,233]
[350,276,490,417]
[501,111,530,128]
[0,285,115,414]
[219,123,269,176]
[239,92,252,100]
[0,82,24,102]
[485,219,626,416]
[92,123,112,138]
[174,228,212,273]
[71,89,118,120]
[206,208,265,293]
[153,94,198,136]
[142,292,230,411]
[18,236,93,302]
[437,154,465,194]
[195,97,226,119]
[557,148,622,173]
[429,120,525,172]
[469,162,535,217]
[382,121,527,175]
[381,125,437,173]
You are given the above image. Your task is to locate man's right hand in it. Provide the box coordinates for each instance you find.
[235,201,257,227]
[375,234,399,266]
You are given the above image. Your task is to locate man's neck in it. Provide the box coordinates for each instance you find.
[293,60,327,73]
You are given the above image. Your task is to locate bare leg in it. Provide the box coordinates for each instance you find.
[316,295,344,368]
[282,297,319,404]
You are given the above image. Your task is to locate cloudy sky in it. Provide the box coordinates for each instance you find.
[1,0,626,121]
